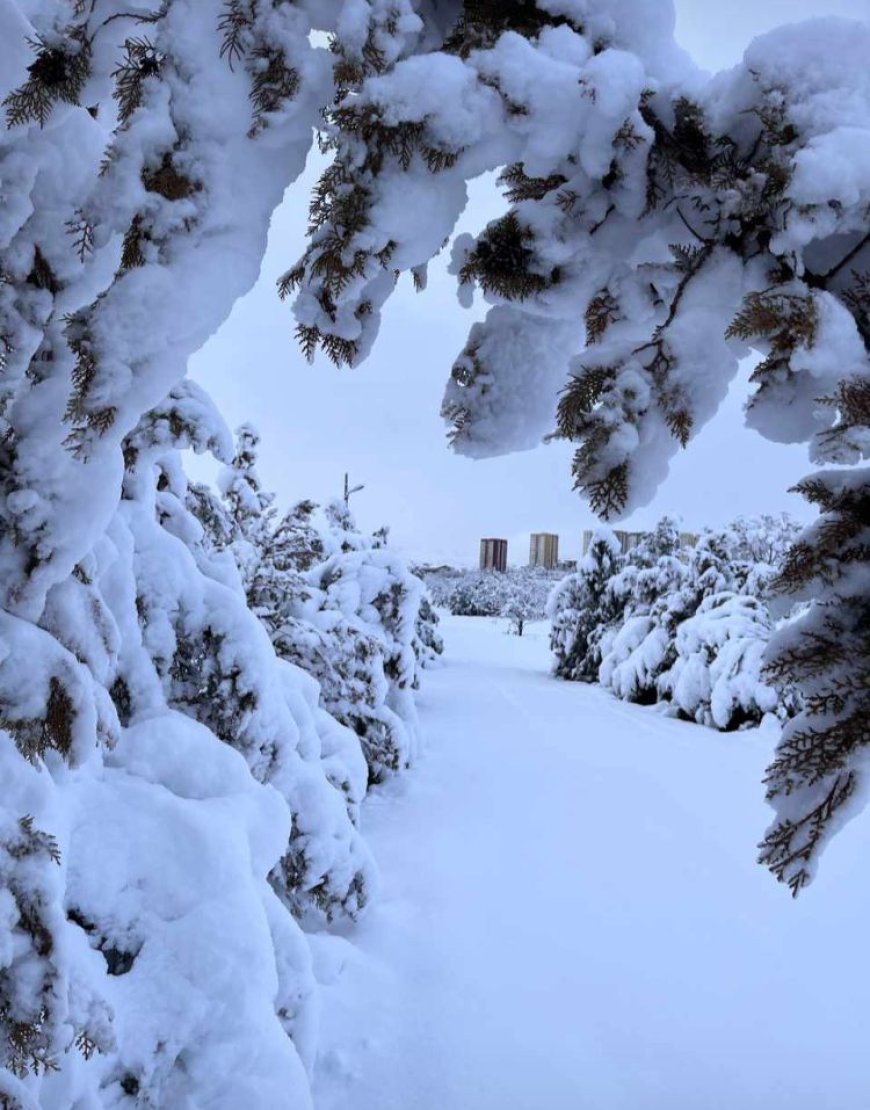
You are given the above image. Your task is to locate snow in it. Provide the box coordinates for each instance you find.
[660,592,779,729]
[66,712,315,1108]
[441,306,583,457]
[312,614,870,1110]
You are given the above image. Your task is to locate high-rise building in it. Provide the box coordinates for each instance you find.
[479,538,508,572]
[529,533,560,568]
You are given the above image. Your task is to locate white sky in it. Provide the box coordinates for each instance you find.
[191,0,869,567]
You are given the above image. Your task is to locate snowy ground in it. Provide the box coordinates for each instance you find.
[311,615,870,1110]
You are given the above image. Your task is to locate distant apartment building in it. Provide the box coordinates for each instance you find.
[529,533,560,569]
[479,538,508,572]
[581,529,698,556]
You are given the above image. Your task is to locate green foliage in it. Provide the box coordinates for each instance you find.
[248,46,299,135]
[499,163,568,205]
[444,0,582,57]
[112,37,162,124]
[0,815,63,1080]
[0,678,75,764]
[4,32,91,129]
[459,211,559,301]
[759,472,870,895]
[584,291,620,346]
[218,0,256,69]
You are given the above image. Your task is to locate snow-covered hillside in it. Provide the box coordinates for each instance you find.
[313,614,870,1110]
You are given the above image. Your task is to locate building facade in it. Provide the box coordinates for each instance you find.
[479,538,508,572]
[529,533,560,569]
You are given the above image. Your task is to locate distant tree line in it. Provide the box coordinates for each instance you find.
[422,565,564,635]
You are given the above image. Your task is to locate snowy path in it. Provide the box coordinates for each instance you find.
[312,616,870,1110]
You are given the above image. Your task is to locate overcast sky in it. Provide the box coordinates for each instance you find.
[191,0,869,567]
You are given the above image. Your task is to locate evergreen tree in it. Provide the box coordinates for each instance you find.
[123,393,376,919]
[324,498,365,552]
[549,530,623,681]
[271,499,327,574]
[653,518,802,728]
[414,594,445,665]
[304,540,427,780]
[0,3,369,1099]
[599,551,690,703]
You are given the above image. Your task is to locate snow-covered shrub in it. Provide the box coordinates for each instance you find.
[203,429,440,785]
[596,520,692,703]
[551,516,802,725]
[0,2,365,1098]
[125,400,377,926]
[659,594,781,730]
[726,514,802,569]
[601,523,770,705]
[692,516,802,598]
[304,546,427,780]
[414,595,445,666]
[417,566,466,608]
[269,602,400,790]
[597,615,662,704]
[499,567,560,635]
[445,572,504,617]
[549,530,623,680]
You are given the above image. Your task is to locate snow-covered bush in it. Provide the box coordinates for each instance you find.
[414,595,445,666]
[551,516,801,727]
[203,428,441,785]
[445,572,504,617]
[659,594,781,730]
[131,418,374,929]
[594,519,692,703]
[0,2,368,1098]
[416,566,464,607]
[549,530,623,680]
[304,545,426,780]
